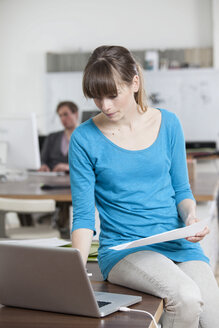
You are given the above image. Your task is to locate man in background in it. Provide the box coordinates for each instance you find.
[39,101,79,172]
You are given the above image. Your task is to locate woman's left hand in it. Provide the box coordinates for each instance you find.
[185,215,210,243]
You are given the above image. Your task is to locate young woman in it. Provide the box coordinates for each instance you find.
[69,45,219,327]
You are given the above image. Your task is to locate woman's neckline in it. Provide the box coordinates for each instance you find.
[90,108,164,153]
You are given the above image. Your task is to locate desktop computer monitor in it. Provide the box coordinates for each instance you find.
[81,110,100,123]
[0,113,41,170]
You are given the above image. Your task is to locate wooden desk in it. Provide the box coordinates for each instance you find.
[0,174,72,238]
[0,174,72,202]
[0,262,163,328]
[0,172,218,202]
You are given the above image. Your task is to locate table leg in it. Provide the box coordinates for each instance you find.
[0,212,7,238]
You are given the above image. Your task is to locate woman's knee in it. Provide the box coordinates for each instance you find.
[166,283,203,323]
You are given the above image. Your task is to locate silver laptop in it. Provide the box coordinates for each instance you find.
[0,243,141,317]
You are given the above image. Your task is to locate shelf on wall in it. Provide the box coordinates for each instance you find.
[46,47,213,72]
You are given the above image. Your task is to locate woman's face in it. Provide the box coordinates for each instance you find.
[93,75,139,121]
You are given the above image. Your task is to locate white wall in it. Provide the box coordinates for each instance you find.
[213,0,219,68]
[0,0,213,133]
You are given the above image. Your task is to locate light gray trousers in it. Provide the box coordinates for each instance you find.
[107,251,219,328]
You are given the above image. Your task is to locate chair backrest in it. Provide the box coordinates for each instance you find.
[0,198,56,214]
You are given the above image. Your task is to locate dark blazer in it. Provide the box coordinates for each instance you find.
[41,131,68,170]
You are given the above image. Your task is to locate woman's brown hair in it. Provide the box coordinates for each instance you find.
[83,46,148,112]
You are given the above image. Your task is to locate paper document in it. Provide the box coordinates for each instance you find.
[110,218,209,251]
[0,237,71,247]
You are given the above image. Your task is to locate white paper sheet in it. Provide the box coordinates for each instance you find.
[110,218,209,251]
[0,237,71,247]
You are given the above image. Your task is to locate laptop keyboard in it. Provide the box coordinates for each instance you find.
[97,301,112,308]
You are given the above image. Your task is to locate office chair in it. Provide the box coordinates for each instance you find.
[0,197,60,239]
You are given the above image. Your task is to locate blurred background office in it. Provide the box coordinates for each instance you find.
[0,0,218,135]
[0,1,219,254]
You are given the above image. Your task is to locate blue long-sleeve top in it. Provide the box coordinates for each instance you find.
[69,108,209,280]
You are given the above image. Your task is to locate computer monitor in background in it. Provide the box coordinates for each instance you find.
[81,110,100,123]
[0,113,41,170]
